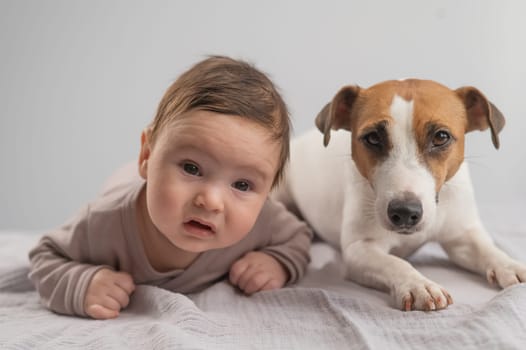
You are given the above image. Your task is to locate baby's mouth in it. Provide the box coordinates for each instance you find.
[188,220,212,231]
[183,218,216,236]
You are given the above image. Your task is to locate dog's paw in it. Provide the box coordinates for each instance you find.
[393,279,453,311]
[486,260,526,288]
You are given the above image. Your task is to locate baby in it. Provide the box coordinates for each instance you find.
[29,56,313,319]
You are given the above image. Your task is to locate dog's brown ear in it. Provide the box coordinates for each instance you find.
[315,85,360,146]
[455,86,505,149]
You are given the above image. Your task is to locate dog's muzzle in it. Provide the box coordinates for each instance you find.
[387,198,423,234]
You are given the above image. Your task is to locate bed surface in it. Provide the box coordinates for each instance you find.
[1,203,525,349]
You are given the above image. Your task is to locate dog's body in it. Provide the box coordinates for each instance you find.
[274,79,526,311]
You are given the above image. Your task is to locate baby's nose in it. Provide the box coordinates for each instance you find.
[193,186,225,212]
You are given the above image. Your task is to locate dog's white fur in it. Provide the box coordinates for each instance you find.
[273,79,526,311]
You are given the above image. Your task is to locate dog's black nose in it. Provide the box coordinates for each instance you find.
[387,198,423,229]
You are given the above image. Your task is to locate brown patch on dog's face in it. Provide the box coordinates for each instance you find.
[409,81,467,192]
[351,115,393,182]
[349,81,415,182]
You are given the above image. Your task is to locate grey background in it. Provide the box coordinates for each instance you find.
[1,0,525,230]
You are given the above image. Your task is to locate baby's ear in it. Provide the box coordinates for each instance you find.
[138,128,153,179]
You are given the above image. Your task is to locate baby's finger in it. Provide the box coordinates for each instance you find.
[86,304,119,320]
[99,294,123,312]
[109,285,132,308]
[229,258,250,286]
[114,272,136,295]
[241,271,269,295]
[234,265,259,291]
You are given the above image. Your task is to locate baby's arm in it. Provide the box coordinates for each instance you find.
[28,206,135,318]
[228,199,313,294]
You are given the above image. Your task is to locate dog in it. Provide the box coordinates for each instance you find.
[273,79,526,311]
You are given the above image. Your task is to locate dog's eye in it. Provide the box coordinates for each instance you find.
[363,132,381,147]
[432,130,451,147]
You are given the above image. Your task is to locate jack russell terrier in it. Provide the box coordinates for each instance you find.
[273,79,526,311]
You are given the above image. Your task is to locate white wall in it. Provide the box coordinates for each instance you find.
[1,0,525,229]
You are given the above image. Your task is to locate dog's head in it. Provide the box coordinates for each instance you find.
[316,79,505,234]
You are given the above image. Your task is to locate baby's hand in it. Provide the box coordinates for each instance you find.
[84,268,135,319]
[229,251,288,295]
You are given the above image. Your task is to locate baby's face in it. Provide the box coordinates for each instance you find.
[140,110,280,253]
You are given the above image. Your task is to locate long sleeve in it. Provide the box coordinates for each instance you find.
[28,178,146,317]
[28,206,111,317]
[256,199,313,284]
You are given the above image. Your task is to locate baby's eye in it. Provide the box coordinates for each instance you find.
[182,162,201,176]
[232,181,251,192]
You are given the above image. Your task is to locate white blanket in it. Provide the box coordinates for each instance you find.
[1,220,525,349]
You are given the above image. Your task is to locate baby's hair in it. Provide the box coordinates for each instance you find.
[149,55,290,187]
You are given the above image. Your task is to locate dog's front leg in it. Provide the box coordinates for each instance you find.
[343,240,453,311]
[440,226,526,288]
